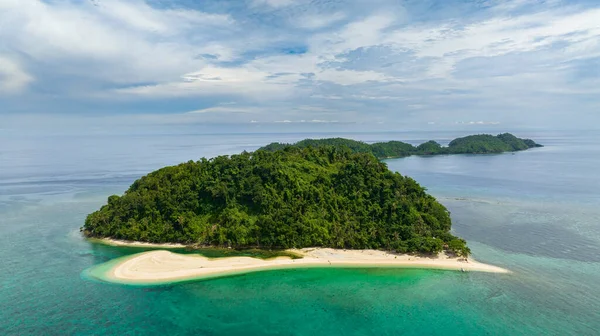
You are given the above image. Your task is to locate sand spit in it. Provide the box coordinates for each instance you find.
[91,247,510,285]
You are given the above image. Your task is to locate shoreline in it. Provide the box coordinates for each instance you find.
[86,247,511,285]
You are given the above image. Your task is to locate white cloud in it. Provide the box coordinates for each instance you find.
[96,1,232,34]
[1,0,600,127]
[310,13,397,60]
[252,0,297,8]
[294,12,346,30]
[187,106,258,114]
[117,65,300,98]
[0,56,33,94]
[311,94,344,100]
[0,0,234,86]
[454,121,501,125]
[316,69,390,85]
[273,119,340,123]
[384,7,600,78]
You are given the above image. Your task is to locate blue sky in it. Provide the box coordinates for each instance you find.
[1,0,599,131]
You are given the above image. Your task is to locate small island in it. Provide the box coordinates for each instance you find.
[83,133,536,284]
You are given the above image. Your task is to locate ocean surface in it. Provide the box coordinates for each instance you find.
[1,129,599,335]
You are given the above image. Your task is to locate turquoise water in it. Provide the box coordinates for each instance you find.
[1,130,599,335]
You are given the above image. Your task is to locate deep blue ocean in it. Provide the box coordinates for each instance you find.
[1,129,599,335]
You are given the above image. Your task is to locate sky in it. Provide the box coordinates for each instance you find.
[1,0,599,132]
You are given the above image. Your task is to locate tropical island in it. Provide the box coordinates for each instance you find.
[83,133,537,284]
[83,146,470,254]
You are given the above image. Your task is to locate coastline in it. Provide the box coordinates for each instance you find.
[86,247,510,285]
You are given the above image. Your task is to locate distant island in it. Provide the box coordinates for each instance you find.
[82,133,538,282]
[259,133,543,159]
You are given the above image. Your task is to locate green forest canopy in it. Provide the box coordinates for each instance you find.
[259,133,543,158]
[84,146,475,256]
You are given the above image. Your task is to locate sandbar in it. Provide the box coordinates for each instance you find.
[88,247,510,285]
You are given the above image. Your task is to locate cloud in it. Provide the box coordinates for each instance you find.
[187,106,259,114]
[383,7,600,79]
[0,0,235,87]
[310,13,398,59]
[252,0,297,8]
[116,65,302,99]
[0,56,33,94]
[294,12,346,30]
[454,121,501,125]
[273,119,340,123]
[1,0,600,128]
[316,69,390,85]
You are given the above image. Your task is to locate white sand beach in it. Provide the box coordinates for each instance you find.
[98,247,510,285]
[91,238,188,249]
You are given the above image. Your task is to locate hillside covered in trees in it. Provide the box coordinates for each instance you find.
[83,146,471,256]
[260,133,542,159]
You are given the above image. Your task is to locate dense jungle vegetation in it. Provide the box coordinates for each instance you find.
[84,146,473,256]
